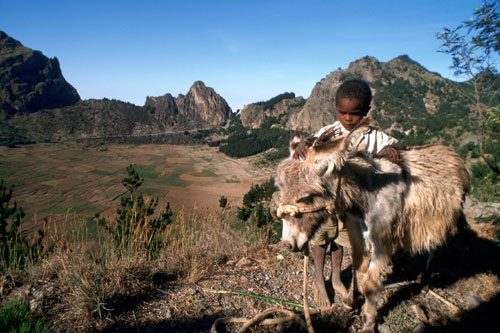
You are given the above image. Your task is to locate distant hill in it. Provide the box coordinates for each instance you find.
[0,30,80,120]
[5,80,231,144]
[239,55,498,148]
[1,29,497,148]
[238,92,305,129]
[0,32,231,144]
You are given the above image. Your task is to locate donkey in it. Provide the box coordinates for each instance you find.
[276,118,470,332]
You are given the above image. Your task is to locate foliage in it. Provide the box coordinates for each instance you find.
[219,195,228,209]
[437,1,500,173]
[97,164,173,257]
[254,92,296,110]
[0,299,50,333]
[0,180,45,272]
[219,118,290,159]
[0,123,32,147]
[237,177,280,242]
[484,105,500,157]
[437,1,499,79]
[340,71,364,82]
[470,158,500,202]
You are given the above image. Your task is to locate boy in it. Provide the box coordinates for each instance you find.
[293,79,405,307]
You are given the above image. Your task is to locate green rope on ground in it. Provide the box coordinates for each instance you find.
[202,287,319,311]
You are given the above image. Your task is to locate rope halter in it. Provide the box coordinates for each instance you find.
[276,201,336,218]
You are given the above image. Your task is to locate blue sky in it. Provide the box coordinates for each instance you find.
[0,0,486,111]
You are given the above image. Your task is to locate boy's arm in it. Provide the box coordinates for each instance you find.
[376,142,407,163]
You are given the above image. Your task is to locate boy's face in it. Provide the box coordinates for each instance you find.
[336,97,367,131]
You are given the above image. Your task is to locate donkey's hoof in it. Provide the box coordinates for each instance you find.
[359,322,376,333]
[341,301,353,311]
[361,313,377,333]
[341,294,354,311]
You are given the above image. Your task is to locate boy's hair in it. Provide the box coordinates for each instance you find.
[335,79,372,113]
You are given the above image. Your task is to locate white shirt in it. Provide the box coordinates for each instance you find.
[315,121,398,155]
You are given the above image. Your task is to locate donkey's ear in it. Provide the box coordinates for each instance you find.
[289,131,303,156]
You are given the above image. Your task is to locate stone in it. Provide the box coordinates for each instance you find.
[235,257,251,268]
[413,322,428,333]
[411,304,428,322]
[377,323,391,333]
[29,288,45,313]
[464,197,500,219]
[463,295,482,310]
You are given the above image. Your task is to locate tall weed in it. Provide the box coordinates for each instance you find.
[0,299,50,333]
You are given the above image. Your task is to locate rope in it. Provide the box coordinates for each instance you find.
[210,309,308,333]
[303,254,315,333]
[202,288,318,310]
[208,255,317,332]
[277,201,336,217]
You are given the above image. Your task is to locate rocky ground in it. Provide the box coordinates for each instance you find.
[3,202,499,333]
[91,209,500,332]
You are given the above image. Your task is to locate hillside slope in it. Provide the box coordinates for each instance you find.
[239,55,496,148]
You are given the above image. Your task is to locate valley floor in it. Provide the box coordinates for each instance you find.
[0,142,275,233]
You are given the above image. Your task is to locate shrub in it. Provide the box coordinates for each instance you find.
[237,177,280,242]
[254,92,295,110]
[219,126,290,158]
[470,159,500,202]
[0,180,45,272]
[96,165,173,257]
[219,195,228,209]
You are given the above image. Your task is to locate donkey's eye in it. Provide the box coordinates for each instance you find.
[296,194,313,204]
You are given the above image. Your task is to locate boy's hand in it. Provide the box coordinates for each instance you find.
[292,140,308,161]
[377,145,404,163]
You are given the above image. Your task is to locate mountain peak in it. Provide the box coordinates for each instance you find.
[0,30,80,120]
[145,80,231,129]
[190,80,207,90]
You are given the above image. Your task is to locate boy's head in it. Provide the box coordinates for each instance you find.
[335,79,372,131]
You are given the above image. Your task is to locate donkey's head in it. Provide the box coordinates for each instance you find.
[276,118,371,251]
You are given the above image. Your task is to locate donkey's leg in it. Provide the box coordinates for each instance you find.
[359,238,391,333]
[360,258,388,333]
[345,215,366,309]
[359,184,404,332]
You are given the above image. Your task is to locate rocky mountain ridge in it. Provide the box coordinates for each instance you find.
[1,30,494,147]
[0,31,80,120]
[0,31,231,143]
[145,80,231,129]
[238,55,486,142]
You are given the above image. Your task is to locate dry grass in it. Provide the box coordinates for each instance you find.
[1,203,272,331]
